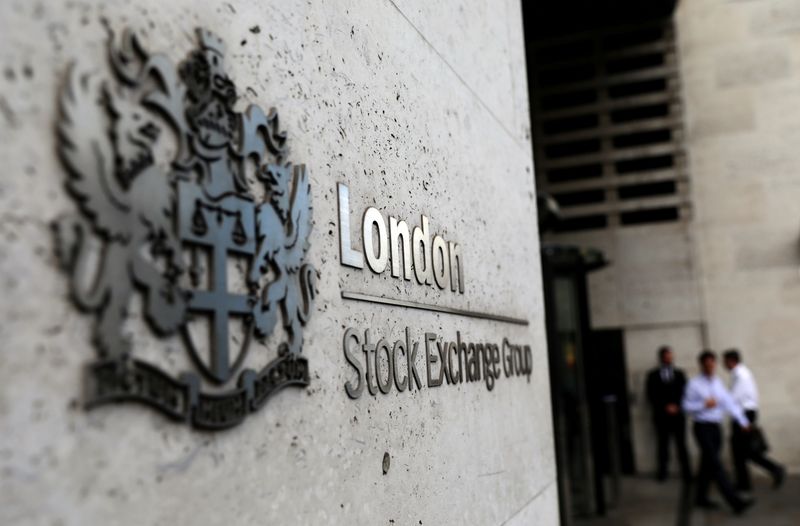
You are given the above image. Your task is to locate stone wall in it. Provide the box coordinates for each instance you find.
[676,0,800,471]
[0,1,556,524]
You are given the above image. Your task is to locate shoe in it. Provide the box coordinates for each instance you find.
[774,467,786,489]
[695,500,720,510]
[733,498,754,516]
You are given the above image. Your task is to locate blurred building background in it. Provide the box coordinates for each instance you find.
[524,0,800,522]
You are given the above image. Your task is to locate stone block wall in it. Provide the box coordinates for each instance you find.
[677,0,800,471]
[0,1,555,524]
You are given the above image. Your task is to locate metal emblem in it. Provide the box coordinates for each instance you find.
[53,27,317,429]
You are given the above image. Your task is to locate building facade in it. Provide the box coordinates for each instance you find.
[0,1,555,524]
[536,0,800,477]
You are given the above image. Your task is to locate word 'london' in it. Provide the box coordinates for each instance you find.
[337,183,465,292]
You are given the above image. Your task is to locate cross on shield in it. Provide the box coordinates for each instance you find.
[177,181,257,384]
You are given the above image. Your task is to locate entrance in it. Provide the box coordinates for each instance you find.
[541,245,635,523]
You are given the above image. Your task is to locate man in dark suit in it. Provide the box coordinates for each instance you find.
[647,346,691,481]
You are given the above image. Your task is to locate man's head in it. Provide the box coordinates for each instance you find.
[698,350,716,376]
[722,349,741,371]
[658,346,673,366]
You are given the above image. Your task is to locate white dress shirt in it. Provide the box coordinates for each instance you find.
[682,374,749,427]
[729,363,759,411]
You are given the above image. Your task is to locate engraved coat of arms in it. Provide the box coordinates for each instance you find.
[53,27,317,429]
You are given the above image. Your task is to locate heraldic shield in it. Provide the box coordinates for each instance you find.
[52,26,317,429]
[177,183,257,384]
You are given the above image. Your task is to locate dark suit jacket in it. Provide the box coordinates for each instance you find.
[646,366,687,422]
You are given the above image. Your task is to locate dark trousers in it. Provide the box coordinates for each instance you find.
[732,410,782,491]
[693,422,743,508]
[655,414,691,479]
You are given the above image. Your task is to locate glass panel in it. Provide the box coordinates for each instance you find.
[554,276,596,516]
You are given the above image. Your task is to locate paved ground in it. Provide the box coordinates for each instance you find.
[575,474,800,526]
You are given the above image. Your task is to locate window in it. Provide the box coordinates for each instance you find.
[530,21,689,232]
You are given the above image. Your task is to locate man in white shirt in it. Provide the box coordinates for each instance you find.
[682,350,753,514]
[723,349,786,493]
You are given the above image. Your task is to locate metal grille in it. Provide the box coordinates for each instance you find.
[531,21,688,232]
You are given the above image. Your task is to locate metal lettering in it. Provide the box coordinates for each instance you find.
[468,343,480,382]
[412,216,434,286]
[338,183,364,268]
[338,186,464,294]
[436,339,453,385]
[502,338,512,378]
[449,242,464,293]
[363,207,389,273]
[502,338,533,382]
[362,329,379,396]
[447,341,461,384]
[392,338,408,392]
[425,332,442,387]
[343,328,364,399]
[457,332,471,382]
[389,217,412,280]
[406,327,422,391]
[341,328,533,397]
[524,345,533,382]
[376,338,393,394]
[432,235,450,290]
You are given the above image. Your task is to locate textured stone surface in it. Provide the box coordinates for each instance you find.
[677,0,800,471]
[549,224,702,329]
[392,0,532,146]
[750,0,800,36]
[0,1,554,525]
[715,43,791,89]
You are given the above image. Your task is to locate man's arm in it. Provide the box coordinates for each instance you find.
[682,379,705,416]
[729,368,744,405]
[738,368,759,410]
[717,381,749,427]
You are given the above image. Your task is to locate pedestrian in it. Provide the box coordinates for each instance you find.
[646,345,691,481]
[682,350,753,514]
[722,349,786,494]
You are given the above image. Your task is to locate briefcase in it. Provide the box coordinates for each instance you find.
[749,426,769,455]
